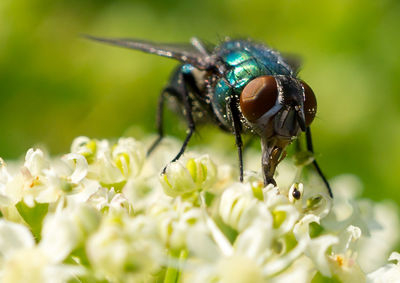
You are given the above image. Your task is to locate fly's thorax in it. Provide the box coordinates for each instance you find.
[210,52,268,129]
[209,41,294,129]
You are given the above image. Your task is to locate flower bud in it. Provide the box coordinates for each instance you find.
[161,155,217,197]
[112,138,145,178]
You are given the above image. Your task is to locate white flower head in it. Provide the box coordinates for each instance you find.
[0,136,398,283]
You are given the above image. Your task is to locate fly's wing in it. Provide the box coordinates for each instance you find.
[281,52,302,74]
[84,35,212,70]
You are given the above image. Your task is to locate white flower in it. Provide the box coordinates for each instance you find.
[149,198,203,250]
[0,219,84,283]
[24,149,49,177]
[62,153,88,184]
[219,183,272,231]
[87,187,130,213]
[367,252,400,283]
[87,214,163,282]
[160,161,198,197]
[217,255,264,283]
[40,205,100,261]
[112,137,145,178]
[358,201,400,272]
[89,145,126,186]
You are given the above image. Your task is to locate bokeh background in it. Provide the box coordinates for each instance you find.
[1,0,399,204]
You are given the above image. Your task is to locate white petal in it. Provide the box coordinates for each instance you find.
[273,204,300,236]
[294,215,339,277]
[235,221,273,264]
[186,223,220,261]
[269,256,316,283]
[358,202,400,272]
[0,220,35,257]
[0,158,11,185]
[307,235,339,276]
[43,264,85,283]
[333,225,362,254]
[2,247,48,283]
[160,161,196,197]
[62,153,88,184]
[218,255,264,283]
[367,252,400,283]
[39,213,79,263]
[389,252,400,263]
[112,137,145,177]
[262,240,307,276]
[204,210,233,257]
[24,149,48,176]
[70,136,91,154]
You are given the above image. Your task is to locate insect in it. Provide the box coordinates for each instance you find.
[85,35,333,198]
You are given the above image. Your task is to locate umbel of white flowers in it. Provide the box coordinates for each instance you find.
[0,136,398,283]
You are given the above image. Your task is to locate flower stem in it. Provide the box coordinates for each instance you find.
[164,249,188,283]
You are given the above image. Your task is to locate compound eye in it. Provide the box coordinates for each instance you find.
[240,76,278,122]
[301,81,317,126]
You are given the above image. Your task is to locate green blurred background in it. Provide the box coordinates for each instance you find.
[1,0,399,203]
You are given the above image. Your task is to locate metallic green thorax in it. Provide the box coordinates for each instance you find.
[211,41,294,128]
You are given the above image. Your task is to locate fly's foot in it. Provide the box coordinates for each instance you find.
[264,177,277,187]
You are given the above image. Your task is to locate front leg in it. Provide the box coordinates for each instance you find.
[228,99,244,182]
[147,86,180,156]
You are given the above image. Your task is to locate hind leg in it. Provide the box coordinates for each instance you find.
[163,73,196,169]
[147,86,178,156]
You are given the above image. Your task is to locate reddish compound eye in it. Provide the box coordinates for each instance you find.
[240,76,278,122]
[301,81,317,126]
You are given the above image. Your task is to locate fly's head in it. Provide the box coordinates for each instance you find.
[239,75,317,185]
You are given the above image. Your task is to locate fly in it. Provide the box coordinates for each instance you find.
[85,35,333,198]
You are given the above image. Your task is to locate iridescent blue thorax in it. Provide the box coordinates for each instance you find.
[210,40,294,128]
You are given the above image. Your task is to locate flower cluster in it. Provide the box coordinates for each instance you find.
[0,136,398,282]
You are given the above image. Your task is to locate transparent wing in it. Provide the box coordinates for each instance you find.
[281,52,302,74]
[83,35,212,69]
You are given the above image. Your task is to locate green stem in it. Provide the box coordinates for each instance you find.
[164,249,188,283]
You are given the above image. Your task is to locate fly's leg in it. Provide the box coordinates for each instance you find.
[147,87,178,156]
[305,127,333,198]
[228,99,244,182]
[161,72,196,173]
